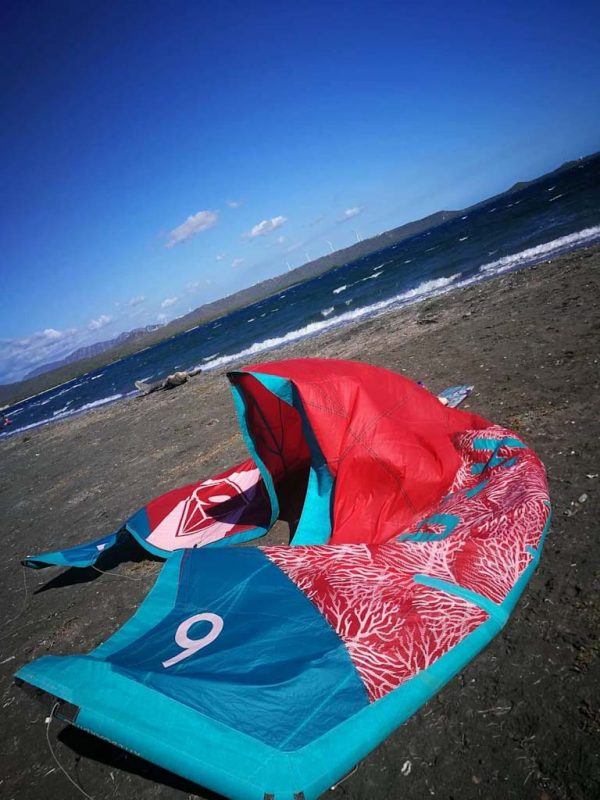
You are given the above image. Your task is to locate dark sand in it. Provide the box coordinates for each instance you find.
[1,245,599,800]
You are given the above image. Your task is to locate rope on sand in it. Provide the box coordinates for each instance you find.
[91,565,145,581]
[45,702,95,800]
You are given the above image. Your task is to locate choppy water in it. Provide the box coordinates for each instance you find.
[3,154,600,437]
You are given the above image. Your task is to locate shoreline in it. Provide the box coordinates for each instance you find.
[3,233,600,440]
[1,243,599,799]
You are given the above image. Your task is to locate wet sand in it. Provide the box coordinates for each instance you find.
[1,244,599,800]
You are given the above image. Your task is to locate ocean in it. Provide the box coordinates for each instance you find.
[3,155,600,438]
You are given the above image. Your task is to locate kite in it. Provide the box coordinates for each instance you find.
[16,359,550,800]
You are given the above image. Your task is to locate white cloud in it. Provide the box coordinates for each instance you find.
[127,294,145,307]
[276,235,286,244]
[339,206,363,221]
[88,314,112,331]
[186,280,201,291]
[42,328,63,340]
[227,200,242,209]
[231,258,245,268]
[0,327,79,382]
[215,253,226,261]
[245,215,287,238]
[157,313,167,323]
[166,209,219,248]
[161,296,178,308]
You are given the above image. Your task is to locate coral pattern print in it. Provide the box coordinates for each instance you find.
[265,425,550,701]
[145,460,267,551]
[265,542,490,700]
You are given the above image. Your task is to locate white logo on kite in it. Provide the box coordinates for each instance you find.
[162,613,224,669]
[147,467,261,550]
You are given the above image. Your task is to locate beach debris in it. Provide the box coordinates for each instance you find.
[330,763,359,789]
[135,366,202,395]
[401,760,412,776]
[564,494,589,516]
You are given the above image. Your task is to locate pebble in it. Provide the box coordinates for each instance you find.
[578,493,588,503]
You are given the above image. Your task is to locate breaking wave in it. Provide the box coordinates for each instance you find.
[478,226,600,277]
[199,274,462,373]
[333,285,347,294]
[5,393,127,437]
[77,394,124,411]
[198,225,600,376]
[53,402,72,416]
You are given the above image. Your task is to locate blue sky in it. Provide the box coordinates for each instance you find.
[1,0,599,382]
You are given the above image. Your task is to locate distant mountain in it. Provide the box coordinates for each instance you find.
[24,325,164,380]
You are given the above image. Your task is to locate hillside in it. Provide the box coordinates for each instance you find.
[24,325,163,380]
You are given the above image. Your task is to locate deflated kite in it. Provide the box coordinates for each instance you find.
[16,359,550,800]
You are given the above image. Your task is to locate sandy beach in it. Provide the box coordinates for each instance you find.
[1,243,599,800]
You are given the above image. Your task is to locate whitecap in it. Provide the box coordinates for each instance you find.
[78,394,124,411]
[53,401,72,416]
[478,225,600,277]
[5,393,127,437]
[321,307,334,317]
[199,274,463,374]
[333,285,347,294]
[199,225,600,376]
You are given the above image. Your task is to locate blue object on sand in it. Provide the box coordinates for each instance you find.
[438,384,474,408]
